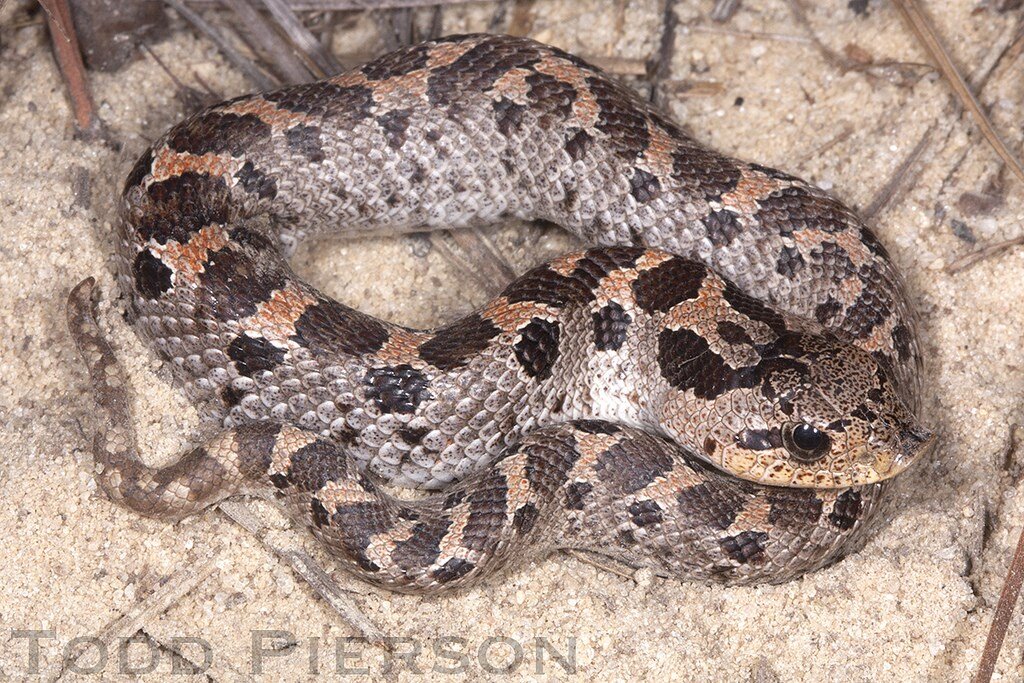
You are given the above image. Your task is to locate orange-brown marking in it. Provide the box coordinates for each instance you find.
[547,252,586,277]
[219,97,316,131]
[489,67,534,102]
[373,327,432,365]
[425,39,481,69]
[720,168,787,215]
[634,249,675,272]
[152,224,231,287]
[640,118,676,178]
[592,266,640,308]
[481,298,557,333]
[328,71,370,88]
[244,286,317,344]
[316,479,379,510]
[725,493,773,534]
[371,71,431,103]
[638,464,705,503]
[150,149,240,184]
[535,57,600,129]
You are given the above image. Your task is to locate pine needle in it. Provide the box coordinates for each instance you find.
[893,0,1024,186]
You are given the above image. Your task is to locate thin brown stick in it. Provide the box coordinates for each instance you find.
[219,501,388,646]
[165,0,277,90]
[191,0,480,7]
[974,522,1024,683]
[689,24,812,45]
[38,0,99,135]
[47,545,222,680]
[259,0,341,76]
[863,123,936,222]
[893,0,1024,186]
[223,0,314,84]
[564,550,636,580]
[944,235,1024,274]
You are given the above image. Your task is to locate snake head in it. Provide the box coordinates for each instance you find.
[659,333,933,488]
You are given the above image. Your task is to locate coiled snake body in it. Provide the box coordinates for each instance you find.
[67,34,932,593]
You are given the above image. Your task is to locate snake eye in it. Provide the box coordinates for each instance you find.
[785,423,831,462]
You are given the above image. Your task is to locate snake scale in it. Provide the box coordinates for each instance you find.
[67,34,934,593]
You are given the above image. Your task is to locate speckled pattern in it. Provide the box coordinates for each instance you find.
[67,34,931,593]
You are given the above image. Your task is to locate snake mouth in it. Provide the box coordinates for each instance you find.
[866,423,935,479]
[890,424,936,472]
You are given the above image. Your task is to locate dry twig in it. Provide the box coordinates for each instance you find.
[863,123,936,222]
[944,235,1024,274]
[893,0,1024,186]
[48,546,222,680]
[224,0,314,83]
[165,0,276,89]
[38,0,100,136]
[974,521,1024,683]
[219,501,388,646]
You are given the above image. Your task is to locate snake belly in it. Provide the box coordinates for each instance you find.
[67,34,931,593]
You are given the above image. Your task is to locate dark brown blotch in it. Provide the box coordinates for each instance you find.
[593,301,631,351]
[291,298,390,358]
[458,475,509,551]
[766,490,824,531]
[141,172,230,245]
[702,208,743,246]
[132,249,173,300]
[418,313,501,371]
[398,426,430,446]
[362,42,431,80]
[264,82,374,119]
[525,70,575,115]
[828,489,862,531]
[721,280,789,335]
[492,97,529,137]
[629,167,661,203]
[513,317,561,380]
[376,109,412,150]
[814,298,843,326]
[167,112,271,157]
[719,530,769,564]
[585,75,649,160]
[565,129,592,161]
[672,146,742,202]
[226,332,286,377]
[595,441,673,494]
[676,482,742,531]
[512,503,540,534]
[329,501,395,573]
[235,422,283,479]
[628,499,663,527]
[658,327,757,400]
[716,320,754,347]
[285,439,347,493]
[501,264,594,308]
[363,364,432,415]
[124,147,153,192]
[390,519,453,572]
[564,481,593,510]
[432,558,475,584]
[631,256,707,314]
[572,420,621,435]
[234,161,278,200]
[775,244,805,277]
[197,244,287,320]
[284,124,324,162]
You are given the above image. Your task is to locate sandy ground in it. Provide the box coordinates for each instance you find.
[2,0,1024,680]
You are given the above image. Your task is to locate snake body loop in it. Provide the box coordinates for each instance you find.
[67,34,931,592]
